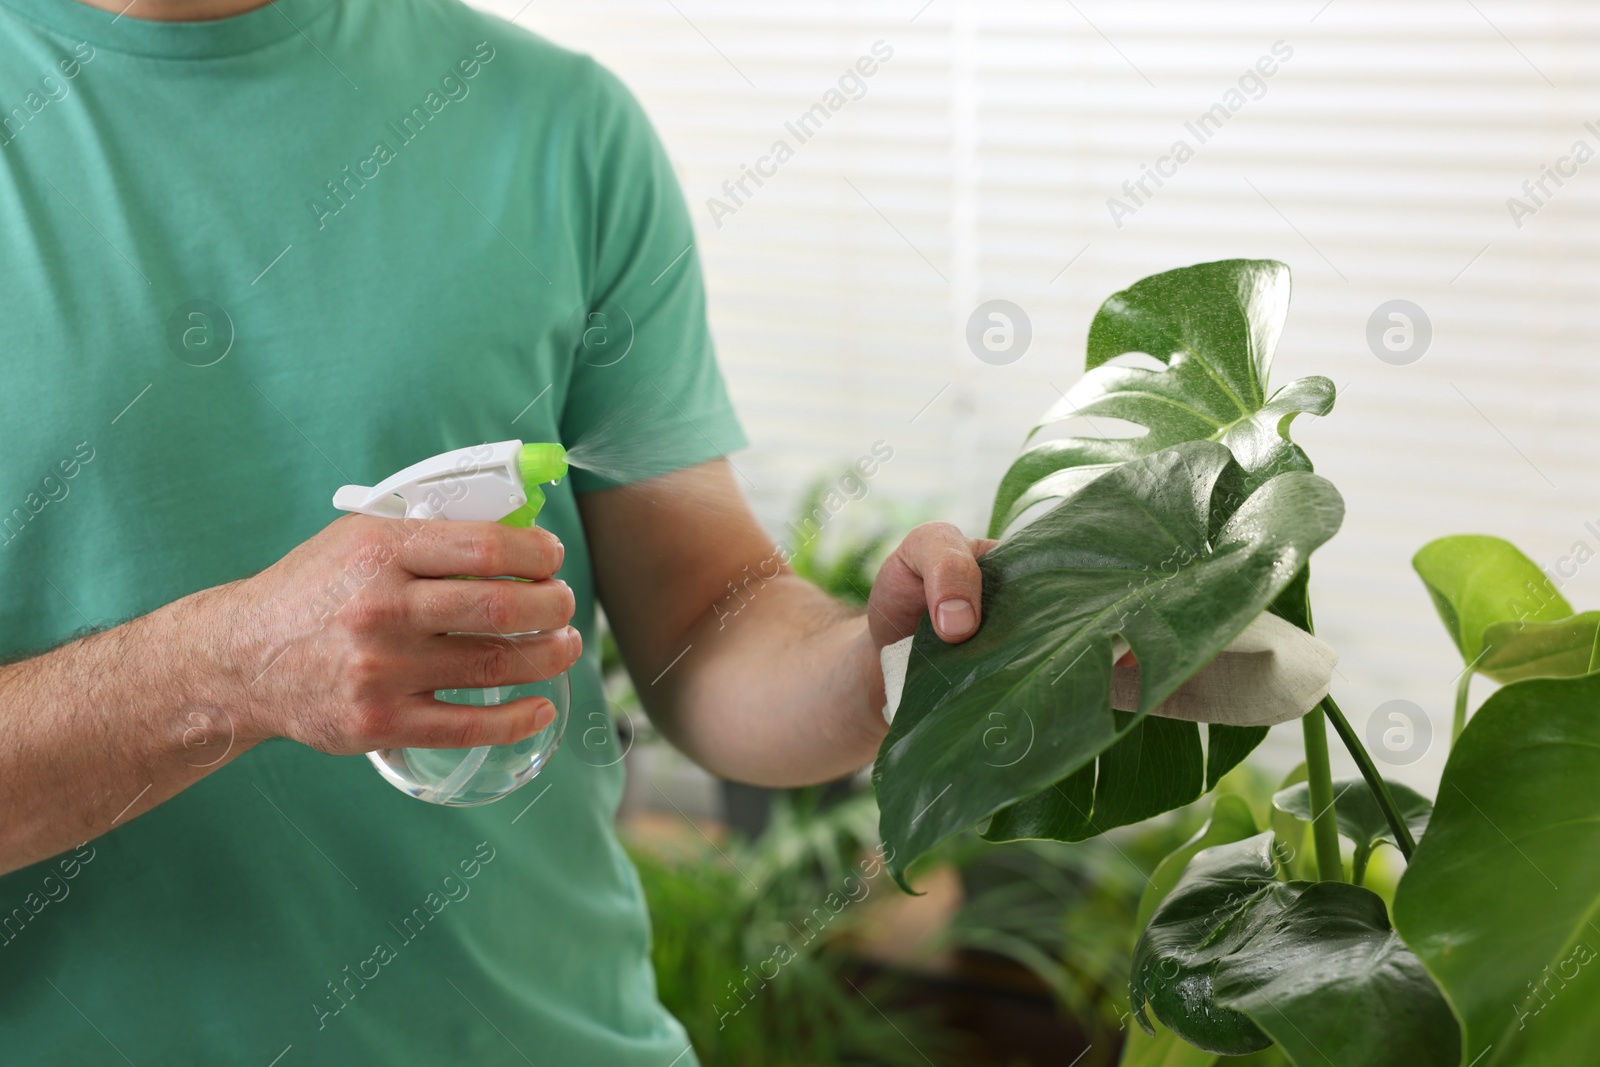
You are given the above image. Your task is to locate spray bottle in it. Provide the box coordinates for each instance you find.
[332,439,571,806]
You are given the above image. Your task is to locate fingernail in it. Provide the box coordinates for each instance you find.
[531,699,556,731]
[937,598,976,638]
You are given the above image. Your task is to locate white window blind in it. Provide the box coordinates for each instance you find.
[473,0,1600,789]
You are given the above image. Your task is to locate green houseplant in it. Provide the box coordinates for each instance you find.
[871,259,1600,1066]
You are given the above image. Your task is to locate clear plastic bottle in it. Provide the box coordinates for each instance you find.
[332,440,571,806]
[368,675,568,806]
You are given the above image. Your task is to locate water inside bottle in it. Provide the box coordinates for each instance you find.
[367,672,570,806]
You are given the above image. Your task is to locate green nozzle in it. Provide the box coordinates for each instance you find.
[518,441,569,486]
[500,442,568,529]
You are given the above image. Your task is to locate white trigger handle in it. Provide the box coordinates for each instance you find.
[332,440,527,522]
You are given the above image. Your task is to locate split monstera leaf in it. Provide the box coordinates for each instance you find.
[874,260,1342,888]
[872,440,1342,888]
[987,259,1333,540]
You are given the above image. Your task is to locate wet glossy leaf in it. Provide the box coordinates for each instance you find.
[980,711,1204,846]
[1133,834,1458,1067]
[1394,673,1600,1067]
[989,259,1332,538]
[1130,833,1292,1056]
[935,262,1334,871]
[872,443,1343,888]
[1213,882,1461,1067]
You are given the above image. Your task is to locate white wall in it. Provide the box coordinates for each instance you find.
[475,0,1600,790]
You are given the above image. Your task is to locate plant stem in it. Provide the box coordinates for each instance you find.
[1452,669,1472,744]
[1352,844,1371,887]
[1321,694,1416,860]
[1300,706,1345,883]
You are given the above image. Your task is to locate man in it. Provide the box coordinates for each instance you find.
[0,0,993,1062]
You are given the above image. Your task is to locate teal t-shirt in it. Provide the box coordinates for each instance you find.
[0,0,745,1062]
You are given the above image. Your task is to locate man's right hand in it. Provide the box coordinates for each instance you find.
[0,514,581,874]
[207,515,581,755]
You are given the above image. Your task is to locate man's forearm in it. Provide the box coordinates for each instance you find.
[0,587,250,876]
[0,513,581,875]
[580,461,992,790]
[645,574,888,787]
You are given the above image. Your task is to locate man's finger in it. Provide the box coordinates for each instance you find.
[419,628,583,691]
[408,577,576,636]
[902,521,985,642]
[397,520,564,580]
[378,694,560,750]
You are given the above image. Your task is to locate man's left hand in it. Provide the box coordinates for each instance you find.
[866,522,999,650]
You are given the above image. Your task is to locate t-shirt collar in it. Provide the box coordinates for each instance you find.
[0,0,338,59]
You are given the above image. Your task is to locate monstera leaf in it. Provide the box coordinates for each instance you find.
[1272,777,1433,883]
[989,259,1333,538]
[1394,673,1600,1067]
[1212,882,1460,1067]
[1133,834,1459,1067]
[1131,834,1296,1056]
[872,441,1343,888]
[932,261,1338,867]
